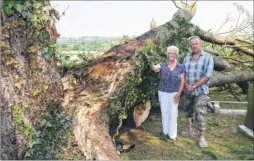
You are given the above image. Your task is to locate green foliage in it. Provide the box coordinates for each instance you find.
[56,37,127,53]
[3,0,25,16]
[24,102,72,160]
[159,17,195,63]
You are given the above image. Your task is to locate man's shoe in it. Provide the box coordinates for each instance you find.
[181,130,195,137]
[198,139,208,148]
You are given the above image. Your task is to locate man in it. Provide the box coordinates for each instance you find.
[182,36,214,148]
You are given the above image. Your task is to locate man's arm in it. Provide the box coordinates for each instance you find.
[185,76,209,92]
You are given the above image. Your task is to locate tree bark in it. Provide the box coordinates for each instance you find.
[0,4,62,160]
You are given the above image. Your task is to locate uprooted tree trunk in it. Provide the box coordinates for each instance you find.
[63,6,253,160]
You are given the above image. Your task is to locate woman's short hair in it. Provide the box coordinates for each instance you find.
[166,45,179,57]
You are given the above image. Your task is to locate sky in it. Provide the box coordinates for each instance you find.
[50,1,253,37]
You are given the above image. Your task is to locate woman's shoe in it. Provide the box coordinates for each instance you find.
[168,137,177,141]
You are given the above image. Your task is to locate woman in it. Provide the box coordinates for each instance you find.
[152,45,185,141]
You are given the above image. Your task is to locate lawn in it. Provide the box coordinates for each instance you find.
[118,88,253,160]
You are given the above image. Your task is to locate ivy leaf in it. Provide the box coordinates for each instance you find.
[4,0,15,8]
[14,4,24,13]
[43,52,53,61]
[26,45,39,53]
[33,2,41,9]
[3,6,14,16]
[43,47,49,53]
[22,10,29,18]
[41,119,47,126]
[43,33,49,39]
[15,83,22,90]
[28,141,35,148]
[25,1,32,8]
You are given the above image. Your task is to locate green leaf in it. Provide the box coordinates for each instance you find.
[41,119,47,126]
[33,2,41,9]
[43,47,49,53]
[21,10,28,18]
[43,52,53,61]
[25,1,32,8]
[3,6,14,16]
[14,4,24,13]
[43,33,49,39]
[4,0,15,8]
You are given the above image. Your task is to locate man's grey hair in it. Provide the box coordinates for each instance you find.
[189,35,202,47]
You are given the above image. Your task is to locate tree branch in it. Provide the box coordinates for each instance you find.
[210,70,254,87]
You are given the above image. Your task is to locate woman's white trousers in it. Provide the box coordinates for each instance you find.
[158,91,178,139]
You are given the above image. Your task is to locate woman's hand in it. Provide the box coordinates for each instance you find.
[173,93,181,104]
[151,64,161,72]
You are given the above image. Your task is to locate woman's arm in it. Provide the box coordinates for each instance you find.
[151,64,161,72]
[178,73,185,95]
[174,73,185,104]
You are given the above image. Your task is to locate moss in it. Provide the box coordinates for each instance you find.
[12,105,36,145]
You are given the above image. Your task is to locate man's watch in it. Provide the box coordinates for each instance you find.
[192,85,197,89]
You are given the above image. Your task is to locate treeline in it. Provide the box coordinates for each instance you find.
[56,35,136,54]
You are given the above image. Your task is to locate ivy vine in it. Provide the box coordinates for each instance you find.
[3,0,59,62]
[24,102,72,160]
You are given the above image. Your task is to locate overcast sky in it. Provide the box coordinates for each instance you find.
[50,1,253,37]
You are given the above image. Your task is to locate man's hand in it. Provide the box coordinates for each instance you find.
[185,84,195,92]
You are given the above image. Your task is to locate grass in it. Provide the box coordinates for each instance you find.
[118,89,253,160]
[209,86,248,110]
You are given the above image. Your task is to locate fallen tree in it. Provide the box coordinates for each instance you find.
[1,0,253,160]
[63,2,253,160]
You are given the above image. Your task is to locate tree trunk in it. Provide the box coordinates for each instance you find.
[0,2,62,159]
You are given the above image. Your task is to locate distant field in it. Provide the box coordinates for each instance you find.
[57,50,103,55]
